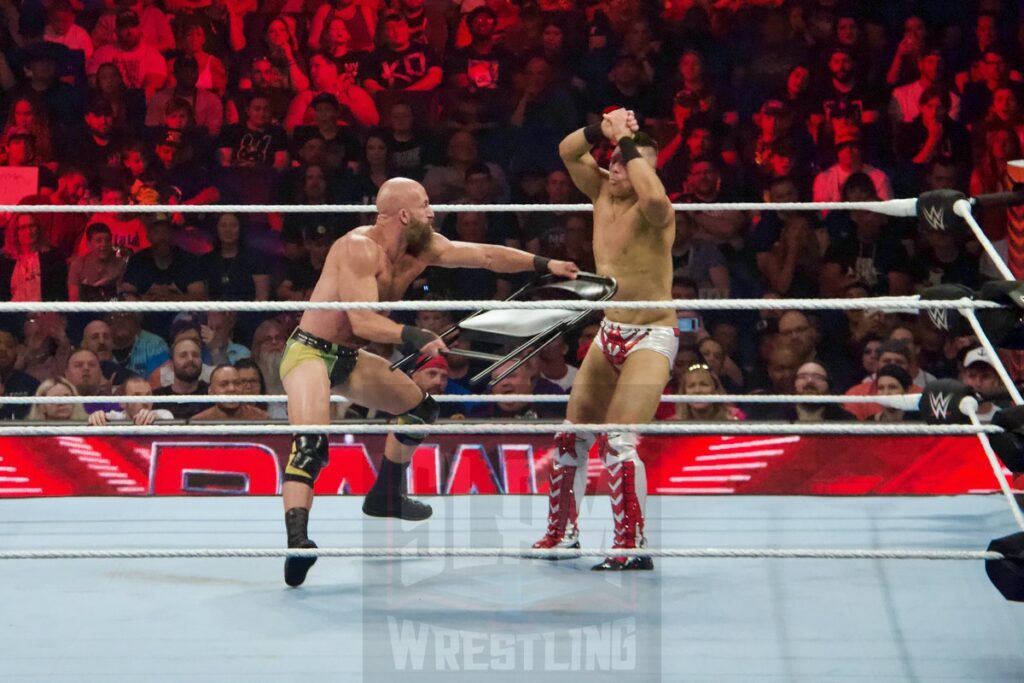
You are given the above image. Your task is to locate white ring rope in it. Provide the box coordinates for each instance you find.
[957,201,1016,281]
[0,392,922,409]
[0,198,920,216]
[0,422,1000,436]
[0,547,1002,561]
[0,296,1001,314]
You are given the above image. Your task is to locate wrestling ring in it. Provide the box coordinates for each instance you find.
[1,192,1023,682]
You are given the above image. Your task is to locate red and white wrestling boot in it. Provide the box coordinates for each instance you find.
[532,431,592,554]
[592,435,653,571]
[533,462,582,552]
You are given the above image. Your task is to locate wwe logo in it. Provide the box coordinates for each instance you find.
[928,307,949,331]
[929,392,952,420]
[922,205,946,231]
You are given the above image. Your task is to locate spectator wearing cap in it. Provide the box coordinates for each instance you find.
[960,347,1004,422]
[843,340,924,420]
[308,0,379,54]
[889,46,960,125]
[363,14,443,93]
[71,96,120,169]
[277,223,333,301]
[146,55,224,137]
[87,10,168,99]
[410,353,472,418]
[872,364,917,422]
[68,223,125,302]
[820,174,911,297]
[90,0,174,54]
[284,53,378,133]
[106,311,169,378]
[292,92,364,172]
[192,365,270,422]
[44,1,93,60]
[785,361,856,422]
[152,337,209,420]
[217,92,290,170]
[812,126,893,204]
[445,7,514,97]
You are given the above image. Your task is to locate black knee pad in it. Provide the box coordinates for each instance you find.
[284,434,329,484]
[395,394,439,446]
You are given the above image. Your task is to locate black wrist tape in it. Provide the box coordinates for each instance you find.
[618,136,641,162]
[400,326,438,354]
[583,123,603,146]
[533,255,551,274]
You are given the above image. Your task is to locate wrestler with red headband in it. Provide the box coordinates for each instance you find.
[533,108,677,570]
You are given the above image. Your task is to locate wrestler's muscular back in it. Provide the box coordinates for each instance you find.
[592,186,676,327]
[296,226,431,345]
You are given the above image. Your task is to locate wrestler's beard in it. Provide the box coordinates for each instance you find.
[258,350,286,394]
[404,219,433,257]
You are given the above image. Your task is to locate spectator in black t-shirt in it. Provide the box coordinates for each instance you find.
[913,219,981,290]
[290,93,362,172]
[588,54,659,124]
[119,218,207,331]
[217,93,290,170]
[820,174,913,297]
[445,7,513,97]
[363,14,443,93]
[961,47,1024,125]
[441,162,517,247]
[278,223,332,300]
[153,337,209,419]
[508,56,580,171]
[787,361,856,422]
[71,96,121,168]
[894,87,970,195]
[0,330,40,420]
[201,213,271,302]
[383,99,435,179]
[811,45,883,146]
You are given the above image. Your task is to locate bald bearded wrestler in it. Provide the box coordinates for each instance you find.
[533,108,677,570]
[280,177,578,586]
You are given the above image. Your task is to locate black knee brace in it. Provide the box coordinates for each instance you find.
[284,434,329,484]
[394,394,439,446]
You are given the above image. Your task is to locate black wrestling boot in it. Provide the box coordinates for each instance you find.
[362,456,433,521]
[591,555,655,571]
[284,507,318,587]
[362,493,433,521]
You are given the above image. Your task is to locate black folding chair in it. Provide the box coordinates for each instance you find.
[391,273,617,387]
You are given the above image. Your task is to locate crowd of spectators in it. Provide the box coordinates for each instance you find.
[0,0,1020,424]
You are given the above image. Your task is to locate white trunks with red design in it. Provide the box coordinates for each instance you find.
[593,318,679,369]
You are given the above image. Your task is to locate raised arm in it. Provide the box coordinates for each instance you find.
[426,233,578,278]
[605,108,674,227]
[339,237,447,356]
[558,123,608,201]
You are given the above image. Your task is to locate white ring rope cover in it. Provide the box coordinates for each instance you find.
[0,297,1002,314]
[0,547,1001,561]
[0,423,1000,436]
[0,392,923,408]
[0,198,921,216]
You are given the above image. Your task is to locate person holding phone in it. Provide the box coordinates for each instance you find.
[533,107,677,570]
